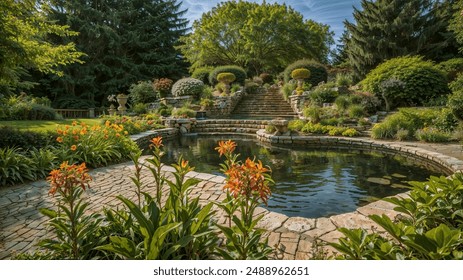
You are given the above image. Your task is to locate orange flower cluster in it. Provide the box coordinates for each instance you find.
[224,158,272,204]
[215,140,237,157]
[56,121,126,149]
[47,162,92,196]
[149,136,163,149]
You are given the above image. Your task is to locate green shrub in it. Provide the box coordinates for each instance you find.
[3,94,59,120]
[209,65,247,85]
[301,123,358,137]
[394,128,410,141]
[352,92,381,114]
[309,83,338,105]
[172,107,197,118]
[448,74,463,121]
[230,83,241,93]
[334,95,350,112]
[0,147,35,186]
[153,78,173,98]
[132,103,148,115]
[259,73,273,84]
[284,59,328,86]
[101,115,163,135]
[436,57,463,82]
[341,128,359,137]
[347,104,365,118]
[280,82,296,100]
[156,103,173,117]
[191,66,214,85]
[0,126,56,150]
[172,78,204,98]
[371,108,456,140]
[288,120,306,131]
[265,124,276,133]
[201,86,214,99]
[415,127,452,142]
[331,174,463,260]
[129,81,157,104]
[335,73,353,87]
[303,106,321,123]
[244,81,260,95]
[361,56,449,107]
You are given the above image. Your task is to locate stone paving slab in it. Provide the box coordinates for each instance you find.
[2,138,463,260]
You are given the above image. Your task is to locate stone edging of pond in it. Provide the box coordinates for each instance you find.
[256,129,463,175]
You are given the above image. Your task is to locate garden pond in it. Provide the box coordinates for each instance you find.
[160,136,441,218]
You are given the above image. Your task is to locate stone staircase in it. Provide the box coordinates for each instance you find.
[231,87,297,119]
[191,119,268,135]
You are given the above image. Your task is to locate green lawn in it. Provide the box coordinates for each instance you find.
[0,119,102,132]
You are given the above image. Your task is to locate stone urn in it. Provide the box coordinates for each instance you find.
[108,104,117,115]
[271,118,290,136]
[116,93,128,115]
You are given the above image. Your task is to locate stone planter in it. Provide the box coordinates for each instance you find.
[271,118,290,136]
[116,94,128,115]
[108,104,117,115]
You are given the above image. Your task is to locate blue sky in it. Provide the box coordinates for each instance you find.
[180,0,363,43]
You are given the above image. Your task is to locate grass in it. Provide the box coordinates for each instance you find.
[0,119,102,133]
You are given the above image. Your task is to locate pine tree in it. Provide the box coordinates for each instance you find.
[43,0,188,108]
[345,0,457,81]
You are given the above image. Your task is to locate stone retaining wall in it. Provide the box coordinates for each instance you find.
[203,90,245,118]
[130,128,178,148]
[256,129,463,175]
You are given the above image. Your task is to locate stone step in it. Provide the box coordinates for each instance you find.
[192,127,261,134]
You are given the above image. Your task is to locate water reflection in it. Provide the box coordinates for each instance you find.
[160,135,441,218]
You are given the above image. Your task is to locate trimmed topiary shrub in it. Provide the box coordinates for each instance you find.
[209,65,247,85]
[217,72,236,84]
[192,66,214,85]
[436,58,463,82]
[129,81,157,104]
[171,78,204,98]
[284,59,328,86]
[291,68,311,80]
[361,56,449,108]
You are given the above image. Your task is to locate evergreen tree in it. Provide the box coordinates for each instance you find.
[345,0,457,81]
[43,0,188,108]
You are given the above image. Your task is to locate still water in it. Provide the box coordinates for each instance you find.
[160,136,441,218]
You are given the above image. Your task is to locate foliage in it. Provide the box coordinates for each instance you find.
[0,0,83,93]
[436,58,463,82]
[101,115,163,135]
[41,0,188,107]
[281,82,296,100]
[244,81,260,95]
[288,120,306,132]
[448,74,463,121]
[191,67,214,85]
[172,78,204,98]
[300,123,359,137]
[335,73,353,87]
[129,81,157,105]
[217,73,236,84]
[361,56,449,107]
[215,140,274,259]
[1,94,59,121]
[259,73,273,84]
[132,103,148,115]
[415,127,452,142]
[291,68,310,80]
[371,108,457,141]
[54,120,140,167]
[0,147,35,186]
[37,162,103,259]
[156,103,173,117]
[351,92,381,115]
[334,95,350,112]
[179,1,333,75]
[230,84,241,94]
[308,83,338,105]
[171,106,197,118]
[345,0,459,81]
[284,59,328,86]
[348,104,365,118]
[265,124,276,134]
[331,174,463,259]
[209,65,247,86]
[449,0,463,54]
[0,126,56,150]
[200,98,214,108]
[303,106,321,123]
[153,78,174,98]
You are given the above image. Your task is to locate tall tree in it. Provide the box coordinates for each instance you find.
[345,0,457,81]
[43,0,188,108]
[179,0,333,75]
[0,0,83,94]
[450,0,463,53]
